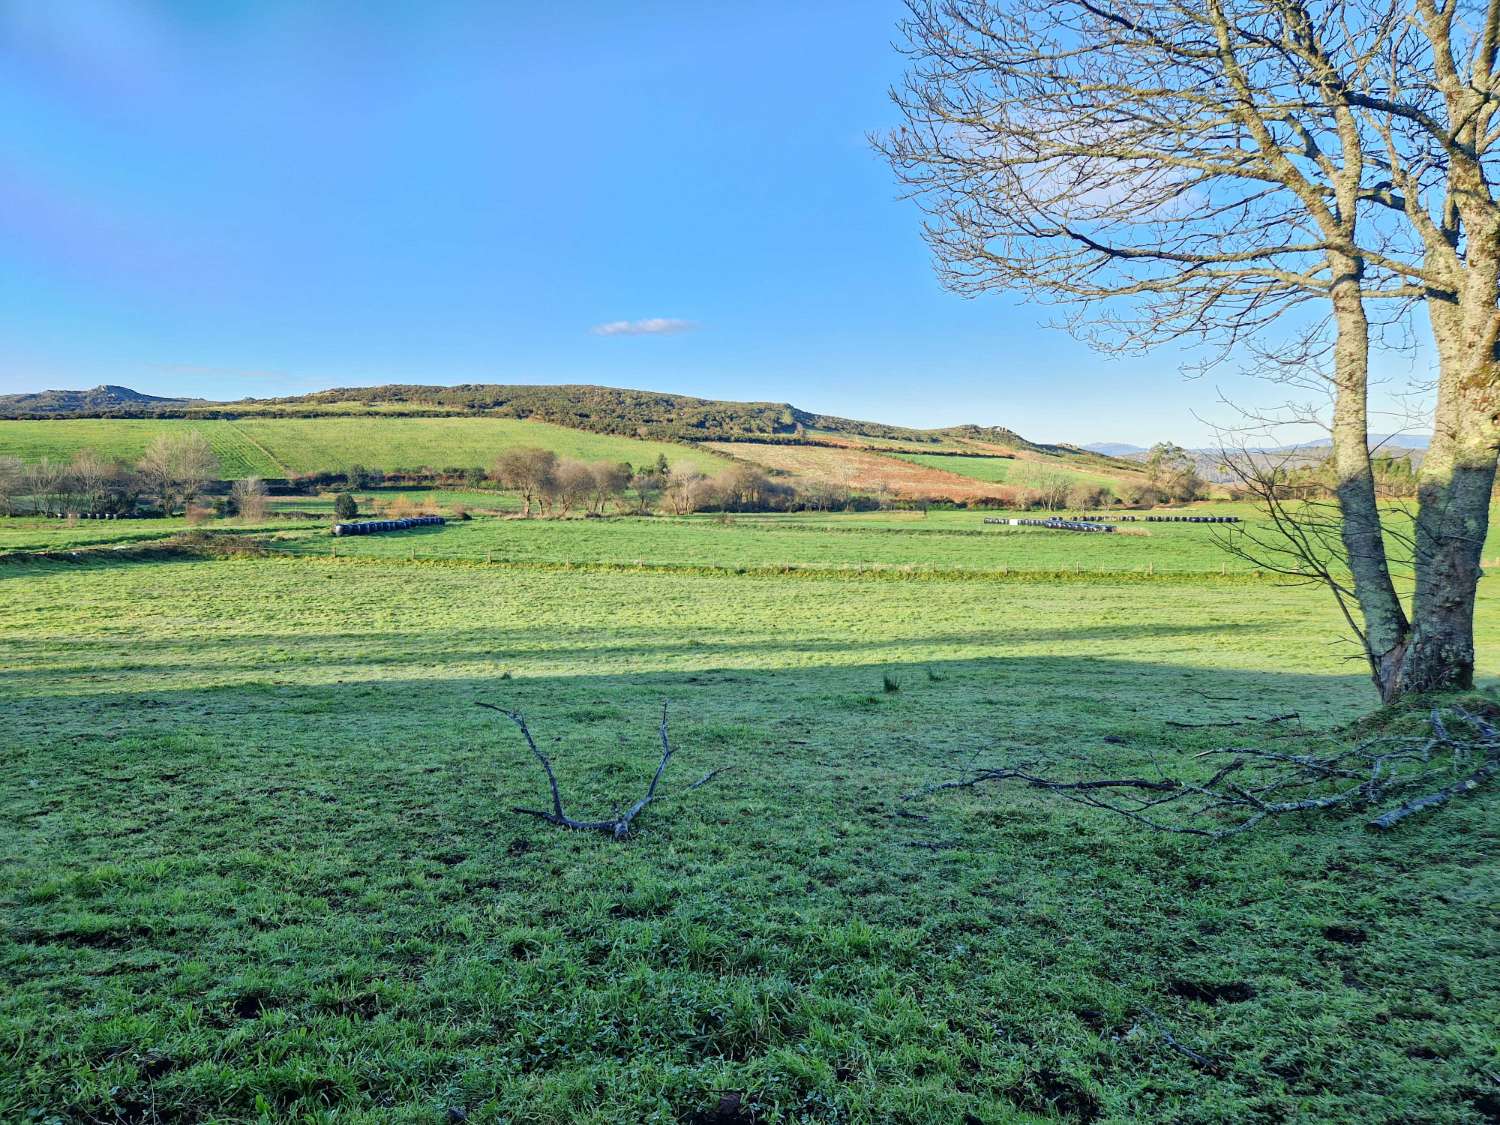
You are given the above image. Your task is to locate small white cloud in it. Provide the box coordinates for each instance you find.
[590,317,697,337]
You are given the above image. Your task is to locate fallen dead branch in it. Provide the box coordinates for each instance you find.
[476,700,726,839]
[908,706,1496,838]
[1133,1008,1224,1075]
[1366,759,1500,831]
[1165,713,1299,729]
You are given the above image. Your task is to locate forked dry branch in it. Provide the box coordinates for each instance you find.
[476,700,729,839]
[907,707,1496,839]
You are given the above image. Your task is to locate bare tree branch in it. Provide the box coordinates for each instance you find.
[908,705,1496,838]
[476,701,725,839]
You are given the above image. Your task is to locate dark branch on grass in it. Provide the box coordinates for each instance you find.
[475,700,726,839]
[910,707,1496,839]
[1135,1008,1224,1076]
[1165,712,1299,729]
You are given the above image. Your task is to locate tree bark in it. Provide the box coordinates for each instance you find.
[1329,261,1412,699]
[1393,275,1500,697]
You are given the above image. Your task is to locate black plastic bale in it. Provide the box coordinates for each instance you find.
[331,515,447,537]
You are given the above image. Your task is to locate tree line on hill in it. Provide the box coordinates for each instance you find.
[489,448,819,516]
[0,435,871,520]
[1226,452,1421,502]
[0,434,1211,520]
[0,434,264,520]
[0,383,960,447]
[1004,444,1206,511]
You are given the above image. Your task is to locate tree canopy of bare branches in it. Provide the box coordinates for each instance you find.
[881,0,1500,701]
[137,432,220,516]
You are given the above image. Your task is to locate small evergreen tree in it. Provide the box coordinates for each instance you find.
[334,492,358,520]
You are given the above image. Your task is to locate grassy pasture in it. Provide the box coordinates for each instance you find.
[700,442,1015,500]
[892,452,1133,491]
[2,501,1484,580]
[0,417,729,477]
[801,429,969,452]
[270,512,1266,576]
[0,420,283,478]
[1,514,1498,1122]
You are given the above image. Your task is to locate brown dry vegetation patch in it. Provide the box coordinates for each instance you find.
[701,441,1014,500]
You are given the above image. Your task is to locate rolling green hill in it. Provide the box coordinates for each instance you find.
[0,416,730,478]
[0,381,1152,496]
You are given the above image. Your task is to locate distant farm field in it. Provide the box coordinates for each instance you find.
[892,451,1135,491]
[700,441,1014,499]
[268,510,1264,576]
[0,417,729,477]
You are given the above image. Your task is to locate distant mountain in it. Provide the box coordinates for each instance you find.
[1085,435,1429,460]
[0,384,198,415]
[1261,434,1429,453]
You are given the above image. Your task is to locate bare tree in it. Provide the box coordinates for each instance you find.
[548,459,594,516]
[491,447,557,517]
[0,455,24,516]
[1011,462,1073,510]
[231,477,270,522]
[24,458,67,516]
[68,449,114,515]
[881,1,1500,701]
[626,466,665,514]
[663,468,707,515]
[588,462,631,515]
[1068,482,1114,510]
[712,465,782,511]
[137,432,220,515]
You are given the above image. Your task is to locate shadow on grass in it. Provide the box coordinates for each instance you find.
[0,621,1285,686]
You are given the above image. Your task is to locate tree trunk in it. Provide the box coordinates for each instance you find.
[1387,258,1500,698]
[1329,269,1412,700]
[1394,448,1494,695]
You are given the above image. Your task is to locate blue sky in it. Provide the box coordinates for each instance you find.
[0,1,1430,445]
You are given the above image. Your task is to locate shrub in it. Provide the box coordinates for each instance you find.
[334,492,358,520]
[231,477,270,522]
[383,494,437,518]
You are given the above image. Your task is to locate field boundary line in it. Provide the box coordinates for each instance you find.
[225,420,290,476]
[230,546,1287,586]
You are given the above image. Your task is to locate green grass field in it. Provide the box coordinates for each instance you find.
[0,417,729,478]
[273,513,1269,576]
[3,501,1463,581]
[891,452,1132,491]
[2,508,1497,1122]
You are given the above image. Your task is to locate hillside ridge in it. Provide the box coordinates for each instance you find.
[0,381,1045,450]
[1,384,201,414]
[0,381,1148,488]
